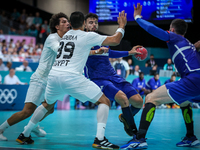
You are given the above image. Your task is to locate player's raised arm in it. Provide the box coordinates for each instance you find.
[133,3,170,41]
[102,10,127,46]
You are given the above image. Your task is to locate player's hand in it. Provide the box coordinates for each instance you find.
[134,3,143,18]
[99,47,109,54]
[194,40,200,50]
[117,10,127,29]
[129,45,142,55]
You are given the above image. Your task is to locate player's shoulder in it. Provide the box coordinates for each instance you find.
[46,33,59,41]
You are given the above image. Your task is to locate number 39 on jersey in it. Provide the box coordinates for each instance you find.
[53,41,75,67]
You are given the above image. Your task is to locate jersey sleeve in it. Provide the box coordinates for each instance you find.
[46,36,60,53]
[136,18,170,41]
[108,49,129,58]
[132,79,139,90]
[149,79,156,90]
[87,32,107,47]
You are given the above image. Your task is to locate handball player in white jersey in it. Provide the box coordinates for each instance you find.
[0,13,70,142]
[16,11,127,149]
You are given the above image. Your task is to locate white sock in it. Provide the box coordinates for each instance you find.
[96,123,106,140]
[96,103,109,140]
[22,121,35,137]
[30,104,48,124]
[0,120,10,133]
[23,104,47,137]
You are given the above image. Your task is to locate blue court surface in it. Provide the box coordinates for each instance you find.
[0,109,200,150]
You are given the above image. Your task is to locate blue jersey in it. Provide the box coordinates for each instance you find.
[136,18,200,78]
[146,77,161,91]
[132,78,146,96]
[164,79,171,84]
[85,46,129,82]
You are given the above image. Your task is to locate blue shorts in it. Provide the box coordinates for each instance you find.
[92,79,138,101]
[165,74,200,104]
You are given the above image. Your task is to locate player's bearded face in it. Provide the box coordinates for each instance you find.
[86,18,98,32]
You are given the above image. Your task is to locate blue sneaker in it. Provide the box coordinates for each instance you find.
[120,136,148,149]
[176,135,200,147]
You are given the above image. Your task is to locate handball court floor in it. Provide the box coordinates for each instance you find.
[0,109,200,150]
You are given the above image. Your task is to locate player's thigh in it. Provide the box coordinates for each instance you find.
[117,80,138,100]
[45,75,65,105]
[25,80,46,106]
[62,75,103,104]
[145,85,174,105]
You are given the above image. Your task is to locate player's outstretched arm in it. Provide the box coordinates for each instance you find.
[134,3,170,42]
[102,10,127,46]
[108,45,141,58]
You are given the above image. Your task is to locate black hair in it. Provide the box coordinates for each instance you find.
[154,73,159,76]
[139,72,144,76]
[171,19,188,35]
[85,13,98,21]
[49,12,69,33]
[70,11,84,29]
[171,74,176,77]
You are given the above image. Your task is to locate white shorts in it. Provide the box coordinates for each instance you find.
[45,72,103,105]
[24,73,47,106]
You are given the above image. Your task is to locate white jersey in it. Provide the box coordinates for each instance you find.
[50,29,107,75]
[34,33,61,80]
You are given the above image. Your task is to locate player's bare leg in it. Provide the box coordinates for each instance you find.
[0,103,37,141]
[16,101,56,144]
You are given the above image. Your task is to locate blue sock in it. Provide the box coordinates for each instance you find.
[122,107,137,133]
[130,105,141,116]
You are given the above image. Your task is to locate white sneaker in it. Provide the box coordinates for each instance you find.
[0,132,8,141]
[24,125,46,137]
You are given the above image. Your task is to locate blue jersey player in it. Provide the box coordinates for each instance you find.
[84,13,144,149]
[121,3,200,149]
[145,73,161,92]
[132,72,150,97]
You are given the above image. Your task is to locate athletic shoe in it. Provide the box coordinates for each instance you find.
[25,125,46,137]
[92,136,119,149]
[172,104,180,109]
[120,136,148,149]
[176,135,200,147]
[119,114,134,136]
[16,133,34,144]
[0,131,7,141]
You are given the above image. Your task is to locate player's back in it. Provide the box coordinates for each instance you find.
[34,33,60,79]
[50,30,107,75]
[167,32,200,77]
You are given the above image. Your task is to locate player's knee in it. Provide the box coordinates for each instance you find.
[48,107,54,114]
[129,95,143,108]
[145,94,160,105]
[21,108,35,118]
[115,91,129,107]
[100,94,111,107]
[145,94,153,103]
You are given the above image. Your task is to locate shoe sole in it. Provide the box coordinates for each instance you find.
[119,114,133,136]
[92,144,119,149]
[16,138,34,144]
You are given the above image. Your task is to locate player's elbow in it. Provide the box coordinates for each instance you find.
[110,39,120,46]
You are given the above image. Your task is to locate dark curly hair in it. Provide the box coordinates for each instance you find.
[49,12,69,33]
[85,13,98,21]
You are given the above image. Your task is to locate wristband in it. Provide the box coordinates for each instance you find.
[134,15,142,20]
[116,28,125,38]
